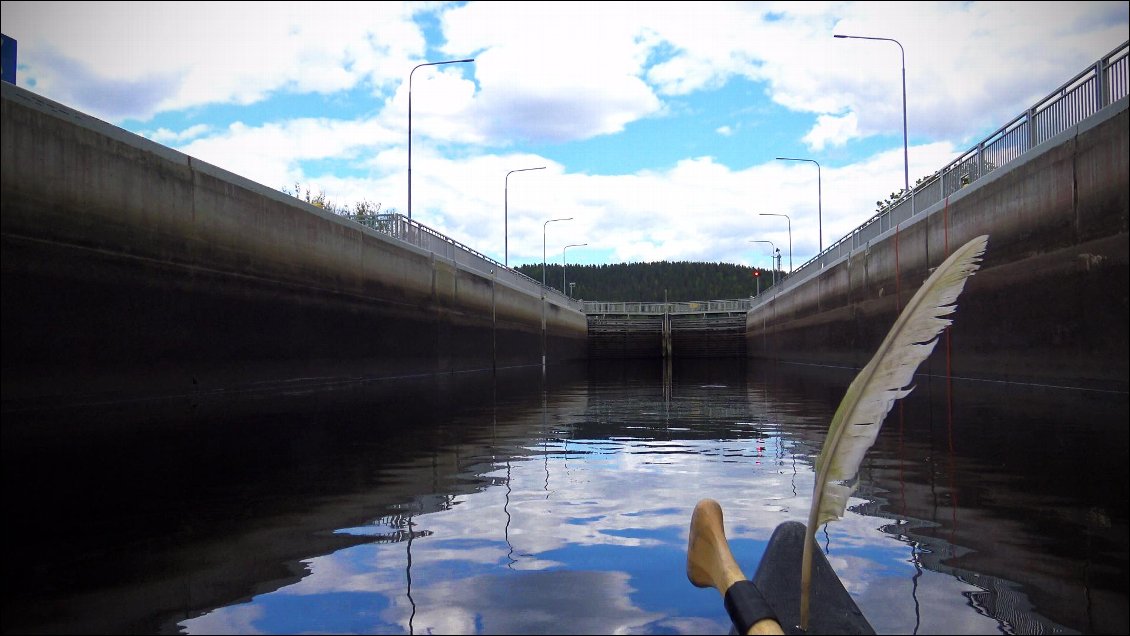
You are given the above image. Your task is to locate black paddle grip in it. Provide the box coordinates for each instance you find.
[724,579,778,633]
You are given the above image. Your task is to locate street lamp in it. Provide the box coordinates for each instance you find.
[505,166,545,267]
[750,240,777,288]
[834,34,909,199]
[408,57,474,221]
[776,157,822,254]
[543,217,573,288]
[760,213,792,273]
[563,243,587,292]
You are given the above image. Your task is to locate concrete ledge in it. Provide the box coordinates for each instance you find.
[748,99,1128,391]
[2,82,585,405]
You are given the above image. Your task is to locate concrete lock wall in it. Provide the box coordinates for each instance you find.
[748,98,1128,392]
[1,82,586,405]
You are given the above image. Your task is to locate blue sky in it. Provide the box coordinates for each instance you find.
[3,1,1127,270]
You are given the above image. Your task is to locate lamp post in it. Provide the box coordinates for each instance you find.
[750,240,777,288]
[543,217,573,288]
[834,34,908,199]
[408,57,474,221]
[563,243,587,293]
[505,166,545,267]
[760,213,792,273]
[776,157,822,254]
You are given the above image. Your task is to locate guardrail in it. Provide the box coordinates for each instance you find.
[582,299,753,315]
[771,39,1129,301]
[346,212,582,309]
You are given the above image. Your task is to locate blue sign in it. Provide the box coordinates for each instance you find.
[2,34,16,84]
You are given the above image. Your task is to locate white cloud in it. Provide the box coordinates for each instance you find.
[3,1,1125,270]
[440,1,664,144]
[1,1,425,120]
[147,123,212,145]
[768,1,1130,146]
[7,1,1125,150]
[174,115,400,190]
[804,112,861,150]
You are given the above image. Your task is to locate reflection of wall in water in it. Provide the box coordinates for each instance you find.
[764,360,1126,636]
[2,363,587,635]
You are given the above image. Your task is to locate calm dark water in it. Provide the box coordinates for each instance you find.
[3,359,1127,634]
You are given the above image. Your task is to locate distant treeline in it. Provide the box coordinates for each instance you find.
[514,261,780,302]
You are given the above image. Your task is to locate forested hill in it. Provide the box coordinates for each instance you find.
[513,261,776,302]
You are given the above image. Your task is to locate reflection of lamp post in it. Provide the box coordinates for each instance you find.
[563,243,587,292]
[750,240,776,288]
[834,34,909,199]
[760,213,792,273]
[542,217,573,288]
[776,157,822,253]
[408,57,474,221]
[505,166,545,267]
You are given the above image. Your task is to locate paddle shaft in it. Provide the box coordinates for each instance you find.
[687,499,784,635]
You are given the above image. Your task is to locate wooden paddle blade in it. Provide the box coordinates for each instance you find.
[687,499,785,635]
[687,498,746,594]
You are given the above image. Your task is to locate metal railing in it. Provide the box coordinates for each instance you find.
[582,299,753,315]
[346,212,581,309]
[774,39,1129,300]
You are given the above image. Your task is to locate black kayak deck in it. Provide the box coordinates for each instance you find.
[746,521,875,634]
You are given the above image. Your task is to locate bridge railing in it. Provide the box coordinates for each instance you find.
[582,299,753,315]
[346,212,582,309]
[775,39,1129,300]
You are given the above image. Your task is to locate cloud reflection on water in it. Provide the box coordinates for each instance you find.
[174,361,1120,634]
[181,411,1010,634]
